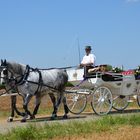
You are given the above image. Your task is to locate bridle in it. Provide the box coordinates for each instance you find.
[0,64,30,96]
[0,64,44,96]
[2,64,30,84]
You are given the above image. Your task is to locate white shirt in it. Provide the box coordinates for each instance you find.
[81,53,96,66]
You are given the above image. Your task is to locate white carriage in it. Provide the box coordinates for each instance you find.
[65,67,140,115]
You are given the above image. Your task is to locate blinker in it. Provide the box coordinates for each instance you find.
[3,69,8,75]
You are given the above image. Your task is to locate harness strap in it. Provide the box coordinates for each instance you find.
[34,68,43,95]
[0,86,19,96]
[16,65,30,85]
[17,66,44,95]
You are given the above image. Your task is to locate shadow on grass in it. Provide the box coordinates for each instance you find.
[11,114,87,123]
[30,115,87,123]
[110,108,140,114]
[80,108,140,116]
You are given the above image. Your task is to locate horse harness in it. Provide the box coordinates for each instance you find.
[1,65,58,96]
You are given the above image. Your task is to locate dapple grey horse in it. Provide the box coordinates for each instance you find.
[0,70,63,122]
[0,60,69,122]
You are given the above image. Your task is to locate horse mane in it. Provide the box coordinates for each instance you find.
[7,61,26,75]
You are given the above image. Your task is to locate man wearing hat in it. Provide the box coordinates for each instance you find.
[80,45,96,67]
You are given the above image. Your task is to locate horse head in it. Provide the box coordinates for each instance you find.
[0,59,27,86]
[0,59,9,85]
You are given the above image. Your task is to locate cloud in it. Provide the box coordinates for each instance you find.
[126,0,140,2]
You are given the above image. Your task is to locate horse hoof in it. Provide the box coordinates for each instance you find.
[51,114,57,120]
[30,115,35,120]
[51,117,56,120]
[63,115,68,119]
[21,112,26,117]
[21,119,26,123]
[7,117,13,122]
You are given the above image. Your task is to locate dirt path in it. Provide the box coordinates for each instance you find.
[0,109,140,134]
[0,112,97,134]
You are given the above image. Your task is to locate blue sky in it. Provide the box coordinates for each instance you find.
[0,0,140,69]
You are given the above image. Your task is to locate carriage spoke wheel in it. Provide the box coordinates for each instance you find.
[66,90,87,114]
[91,86,113,115]
[137,95,140,107]
[112,95,129,111]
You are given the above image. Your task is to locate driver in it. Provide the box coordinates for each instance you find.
[80,45,96,68]
[79,45,96,76]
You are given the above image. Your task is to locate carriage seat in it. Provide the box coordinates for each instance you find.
[85,71,123,81]
[102,73,123,81]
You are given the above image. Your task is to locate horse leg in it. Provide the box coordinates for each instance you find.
[7,96,15,122]
[21,94,33,122]
[62,96,69,119]
[12,96,26,117]
[8,95,26,122]
[51,92,64,120]
[31,95,41,119]
[49,93,57,119]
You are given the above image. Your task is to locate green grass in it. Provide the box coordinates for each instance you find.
[0,114,140,140]
[0,111,9,118]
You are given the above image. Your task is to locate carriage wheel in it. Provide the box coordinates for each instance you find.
[91,86,113,115]
[137,95,140,107]
[112,95,129,111]
[66,91,87,114]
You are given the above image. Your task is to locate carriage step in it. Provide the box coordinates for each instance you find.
[127,100,134,103]
[65,89,90,95]
[76,91,90,95]
[127,96,137,103]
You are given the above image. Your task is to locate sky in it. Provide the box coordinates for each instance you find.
[0,0,140,70]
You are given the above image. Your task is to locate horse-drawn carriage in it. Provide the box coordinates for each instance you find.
[65,65,140,115]
[1,60,140,122]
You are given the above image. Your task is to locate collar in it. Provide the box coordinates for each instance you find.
[15,65,30,85]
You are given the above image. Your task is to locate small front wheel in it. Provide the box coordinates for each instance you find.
[112,95,129,111]
[137,95,140,107]
[66,92,87,114]
[91,86,113,115]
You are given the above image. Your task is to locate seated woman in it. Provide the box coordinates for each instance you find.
[88,64,108,73]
